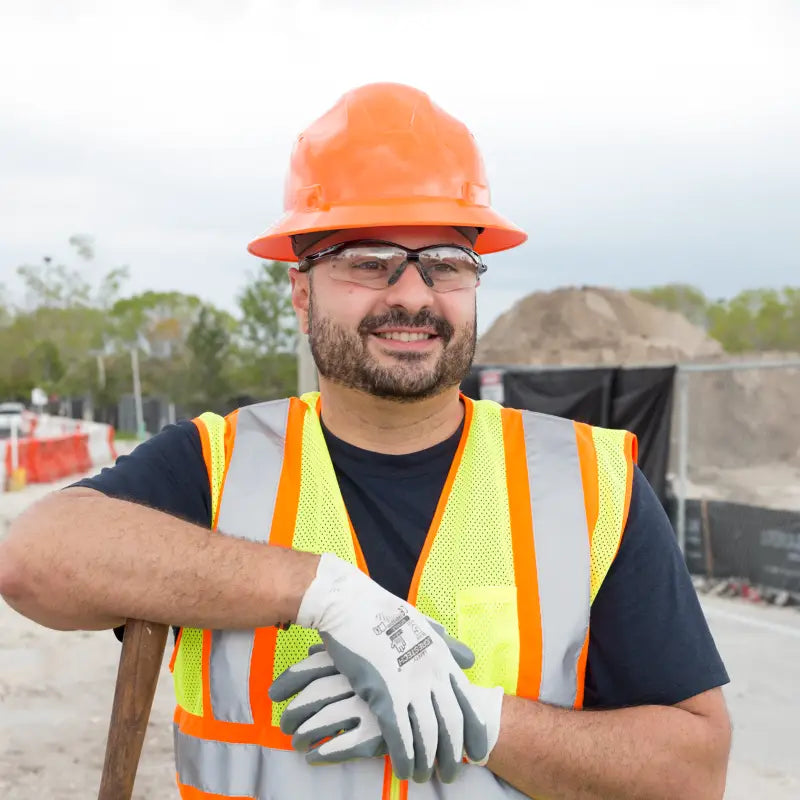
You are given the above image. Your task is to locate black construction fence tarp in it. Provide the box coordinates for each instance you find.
[672,498,800,595]
[461,365,676,503]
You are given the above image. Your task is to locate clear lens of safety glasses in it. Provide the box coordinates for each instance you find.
[324,243,483,292]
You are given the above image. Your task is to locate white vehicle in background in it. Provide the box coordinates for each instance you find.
[0,402,34,438]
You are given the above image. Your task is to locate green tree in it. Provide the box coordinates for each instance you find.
[630,284,710,328]
[238,261,297,355]
[185,305,237,410]
[110,290,203,353]
[1,237,131,402]
[706,297,753,353]
[235,261,298,400]
[0,283,11,327]
[633,282,800,353]
[107,291,209,409]
[707,288,800,353]
[1,242,305,412]
[17,236,129,311]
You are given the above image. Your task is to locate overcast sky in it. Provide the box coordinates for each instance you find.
[1,0,798,333]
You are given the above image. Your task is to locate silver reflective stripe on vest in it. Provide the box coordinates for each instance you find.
[174,725,530,799]
[210,399,291,724]
[522,411,590,708]
[216,400,291,544]
[175,725,384,798]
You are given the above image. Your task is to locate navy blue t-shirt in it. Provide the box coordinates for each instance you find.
[75,417,728,709]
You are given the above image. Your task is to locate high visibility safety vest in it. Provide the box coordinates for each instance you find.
[170,393,637,800]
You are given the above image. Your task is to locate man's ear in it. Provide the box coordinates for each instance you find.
[289,268,310,334]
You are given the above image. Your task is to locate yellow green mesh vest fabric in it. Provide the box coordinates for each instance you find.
[170,394,636,800]
[170,410,226,716]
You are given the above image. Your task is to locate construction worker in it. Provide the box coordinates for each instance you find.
[0,83,731,799]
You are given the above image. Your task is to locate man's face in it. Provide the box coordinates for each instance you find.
[290,225,479,401]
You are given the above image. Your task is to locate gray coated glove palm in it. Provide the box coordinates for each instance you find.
[274,646,505,781]
[279,647,387,764]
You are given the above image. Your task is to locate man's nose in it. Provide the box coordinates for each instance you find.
[382,262,436,312]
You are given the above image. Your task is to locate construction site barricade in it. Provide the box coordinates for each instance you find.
[87,423,117,467]
[0,441,7,491]
[3,438,38,484]
[2,432,100,489]
[1,416,117,491]
[0,439,31,492]
[34,439,58,483]
[74,432,93,472]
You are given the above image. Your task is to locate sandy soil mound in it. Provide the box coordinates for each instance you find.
[477,286,725,365]
[683,353,800,469]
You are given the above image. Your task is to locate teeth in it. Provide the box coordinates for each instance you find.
[375,332,433,342]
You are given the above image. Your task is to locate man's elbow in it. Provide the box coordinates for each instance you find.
[0,502,82,630]
[0,533,33,606]
[0,539,60,630]
[710,719,732,799]
[672,688,732,800]
[0,553,92,632]
[694,704,732,800]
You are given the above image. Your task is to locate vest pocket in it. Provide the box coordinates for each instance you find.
[456,585,520,695]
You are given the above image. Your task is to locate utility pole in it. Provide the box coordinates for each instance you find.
[96,353,106,389]
[297,332,318,395]
[130,346,145,440]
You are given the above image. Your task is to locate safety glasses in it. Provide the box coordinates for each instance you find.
[297,240,487,292]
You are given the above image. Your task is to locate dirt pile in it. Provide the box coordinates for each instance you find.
[476,287,800,475]
[683,352,800,470]
[476,286,724,365]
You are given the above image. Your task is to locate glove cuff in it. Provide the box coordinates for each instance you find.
[296,552,354,629]
[466,685,505,766]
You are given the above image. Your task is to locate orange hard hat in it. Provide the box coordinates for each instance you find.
[247,83,527,262]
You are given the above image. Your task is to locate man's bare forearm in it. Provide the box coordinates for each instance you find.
[0,487,320,632]
[487,690,730,800]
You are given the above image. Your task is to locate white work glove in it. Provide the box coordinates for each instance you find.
[460,682,504,767]
[275,646,505,780]
[269,553,489,783]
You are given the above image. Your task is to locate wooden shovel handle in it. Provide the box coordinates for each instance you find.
[97,619,169,800]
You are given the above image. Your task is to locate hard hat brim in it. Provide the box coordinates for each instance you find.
[247,199,528,262]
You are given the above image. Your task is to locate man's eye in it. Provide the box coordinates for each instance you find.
[428,261,458,273]
[351,260,387,271]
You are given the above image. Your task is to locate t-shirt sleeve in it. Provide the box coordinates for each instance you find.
[70,420,212,644]
[71,420,211,528]
[583,465,729,709]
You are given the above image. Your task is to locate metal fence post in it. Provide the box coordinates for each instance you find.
[10,415,19,472]
[130,346,145,440]
[676,368,689,554]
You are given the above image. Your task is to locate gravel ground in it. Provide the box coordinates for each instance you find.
[1,466,799,799]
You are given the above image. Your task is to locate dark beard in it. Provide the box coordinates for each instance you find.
[308,294,476,402]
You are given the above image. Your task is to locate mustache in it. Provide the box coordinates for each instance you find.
[357,309,455,342]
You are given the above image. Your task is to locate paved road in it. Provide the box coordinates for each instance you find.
[701,595,800,799]
[1,471,799,798]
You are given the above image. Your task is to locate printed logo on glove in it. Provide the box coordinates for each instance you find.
[373,607,433,668]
